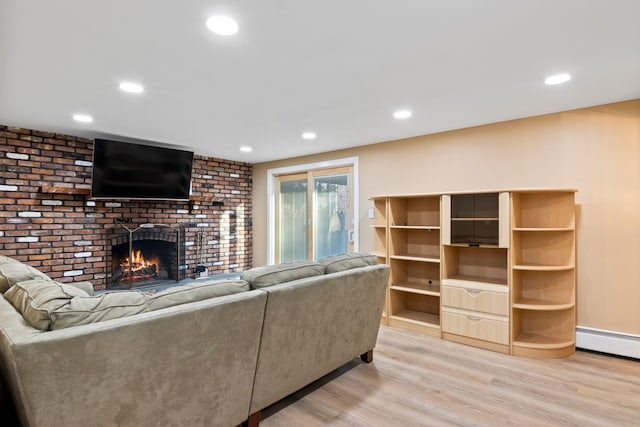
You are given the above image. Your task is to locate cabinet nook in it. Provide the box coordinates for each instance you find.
[370,189,576,358]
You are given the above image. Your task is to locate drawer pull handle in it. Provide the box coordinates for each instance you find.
[466,289,481,295]
[466,316,482,321]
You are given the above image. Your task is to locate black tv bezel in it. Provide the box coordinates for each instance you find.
[90,138,194,201]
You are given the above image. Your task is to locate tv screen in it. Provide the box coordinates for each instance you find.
[91,139,194,200]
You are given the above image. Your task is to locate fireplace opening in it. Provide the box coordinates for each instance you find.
[111,240,176,286]
[107,223,183,289]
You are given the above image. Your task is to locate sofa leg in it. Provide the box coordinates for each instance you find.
[360,349,373,363]
[242,411,260,427]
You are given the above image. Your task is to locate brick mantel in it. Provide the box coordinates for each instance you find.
[0,125,252,290]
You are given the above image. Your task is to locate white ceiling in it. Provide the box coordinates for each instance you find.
[1,0,639,163]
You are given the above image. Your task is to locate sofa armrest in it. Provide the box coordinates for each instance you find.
[0,290,267,427]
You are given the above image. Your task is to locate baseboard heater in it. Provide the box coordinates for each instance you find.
[576,326,640,359]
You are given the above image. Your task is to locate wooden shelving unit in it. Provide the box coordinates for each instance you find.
[370,194,442,337]
[510,191,576,358]
[387,195,441,337]
[441,210,511,354]
[370,189,576,358]
[370,197,389,323]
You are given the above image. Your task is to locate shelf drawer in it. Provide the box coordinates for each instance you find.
[441,284,509,316]
[442,307,509,345]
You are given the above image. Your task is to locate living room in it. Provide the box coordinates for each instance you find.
[1,1,639,426]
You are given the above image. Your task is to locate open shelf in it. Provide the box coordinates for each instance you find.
[389,196,440,228]
[390,258,440,286]
[391,280,440,296]
[389,310,440,328]
[372,198,388,227]
[511,307,575,357]
[512,230,574,267]
[512,334,576,349]
[390,219,439,259]
[390,288,440,329]
[373,227,387,257]
[511,192,575,229]
[512,269,575,308]
[443,245,508,285]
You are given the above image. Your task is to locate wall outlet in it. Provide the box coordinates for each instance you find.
[368,208,374,219]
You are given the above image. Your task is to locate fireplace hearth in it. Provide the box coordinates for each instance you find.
[107,223,183,289]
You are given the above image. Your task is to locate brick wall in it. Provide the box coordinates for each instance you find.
[0,125,252,290]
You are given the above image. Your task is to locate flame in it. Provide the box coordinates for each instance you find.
[121,250,160,273]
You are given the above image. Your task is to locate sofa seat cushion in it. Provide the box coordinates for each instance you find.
[4,278,89,330]
[146,279,250,311]
[241,261,325,289]
[0,260,53,294]
[319,252,378,274]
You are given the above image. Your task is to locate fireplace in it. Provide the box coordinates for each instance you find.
[107,223,183,289]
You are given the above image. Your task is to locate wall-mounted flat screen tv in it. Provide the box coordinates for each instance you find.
[91,139,194,201]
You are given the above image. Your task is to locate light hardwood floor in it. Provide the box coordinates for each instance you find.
[260,326,640,427]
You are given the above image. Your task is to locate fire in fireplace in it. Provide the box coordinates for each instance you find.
[107,223,182,289]
[113,244,168,284]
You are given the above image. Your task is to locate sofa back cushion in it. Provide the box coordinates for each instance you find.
[4,278,89,330]
[50,278,251,329]
[50,291,150,330]
[0,261,53,294]
[0,255,20,267]
[241,261,325,289]
[146,279,250,311]
[319,252,378,274]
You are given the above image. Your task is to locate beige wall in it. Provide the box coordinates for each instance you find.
[252,100,640,335]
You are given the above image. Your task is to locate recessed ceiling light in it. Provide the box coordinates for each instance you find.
[72,113,93,123]
[119,81,144,94]
[240,146,252,153]
[206,15,238,36]
[302,132,316,140]
[393,109,412,119]
[545,73,571,85]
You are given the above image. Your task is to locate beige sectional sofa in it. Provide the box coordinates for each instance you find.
[0,254,389,427]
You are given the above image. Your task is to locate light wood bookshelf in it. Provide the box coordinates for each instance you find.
[370,189,577,358]
[510,191,576,358]
[371,194,442,336]
[441,192,511,354]
[370,197,390,324]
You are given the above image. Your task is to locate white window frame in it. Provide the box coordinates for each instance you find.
[267,156,359,265]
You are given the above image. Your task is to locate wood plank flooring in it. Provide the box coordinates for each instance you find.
[260,326,640,427]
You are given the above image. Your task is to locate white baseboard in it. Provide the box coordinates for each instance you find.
[576,326,640,359]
